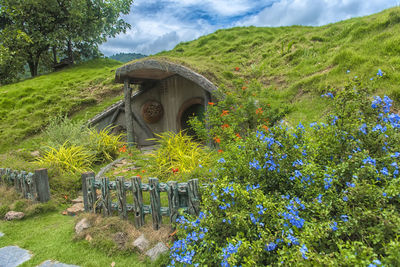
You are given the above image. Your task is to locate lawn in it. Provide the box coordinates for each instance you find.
[0,212,149,267]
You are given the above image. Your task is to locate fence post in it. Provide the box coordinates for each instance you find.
[187,179,200,216]
[26,172,36,201]
[101,177,111,216]
[149,178,161,230]
[167,181,179,225]
[34,169,51,203]
[86,175,97,213]
[116,176,127,219]
[82,172,95,212]
[132,176,144,228]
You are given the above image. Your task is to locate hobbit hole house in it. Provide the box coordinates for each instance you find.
[89,59,217,146]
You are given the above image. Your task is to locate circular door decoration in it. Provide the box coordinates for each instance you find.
[141,100,164,124]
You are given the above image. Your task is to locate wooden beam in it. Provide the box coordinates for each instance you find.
[124,79,135,146]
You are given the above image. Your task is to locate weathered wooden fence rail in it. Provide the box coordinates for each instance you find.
[82,172,200,230]
[0,168,51,203]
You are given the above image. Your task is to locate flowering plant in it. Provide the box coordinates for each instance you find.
[169,80,400,266]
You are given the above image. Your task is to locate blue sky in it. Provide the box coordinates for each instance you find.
[100,0,400,56]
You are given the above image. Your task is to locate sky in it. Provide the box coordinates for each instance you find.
[100,0,400,56]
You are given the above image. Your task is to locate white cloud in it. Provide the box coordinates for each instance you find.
[100,0,399,56]
[239,0,398,27]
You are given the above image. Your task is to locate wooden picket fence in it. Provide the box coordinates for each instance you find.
[0,168,51,203]
[81,172,200,230]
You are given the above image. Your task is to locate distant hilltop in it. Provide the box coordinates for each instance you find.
[109,53,147,63]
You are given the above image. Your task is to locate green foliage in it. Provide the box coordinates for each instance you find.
[0,205,10,218]
[0,0,133,78]
[88,126,124,162]
[35,142,94,174]
[170,82,400,266]
[44,114,90,148]
[147,131,214,182]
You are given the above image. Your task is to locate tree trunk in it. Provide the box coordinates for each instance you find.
[52,46,58,65]
[67,39,74,64]
[27,52,41,77]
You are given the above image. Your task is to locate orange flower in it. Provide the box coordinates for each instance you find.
[262,125,269,131]
[221,110,229,117]
[235,67,240,71]
[137,174,142,178]
[256,108,263,115]
[221,123,230,129]
[172,168,179,173]
[142,169,146,173]
[213,136,221,143]
[64,195,68,200]
[235,133,242,139]
[119,145,127,153]
[208,102,215,105]
[242,86,247,90]
[218,149,223,153]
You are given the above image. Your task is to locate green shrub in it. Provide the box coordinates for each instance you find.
[87,126,124,162]
[44,114,90,148]
[35,142,94,174]
[0,205,10,218]
[169,81,400,266]
[147,131,214,182]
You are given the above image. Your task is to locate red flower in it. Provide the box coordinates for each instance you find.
[235,67,240,71]
[235,133,242,139]
[221,124,230,129]
[172,168,179,173]
[213,136,221,143]
[119,145,127,153]
[256,108,263,115]
[221,110,229,117]
[218,149,223,153]
[208,102,215,105]
[262,125,269,132]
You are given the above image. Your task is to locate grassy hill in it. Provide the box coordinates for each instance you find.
[1,7,400,153]
[0,59,124,152]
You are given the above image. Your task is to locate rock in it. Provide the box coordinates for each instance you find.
[66,203,84,216]
[132,234,150,253]
[4,211,25,221]
[145,242,169,261]
[0,232,4,237]
[38,260,80,267]
[85,234,93,242]
[75,218,91,234]
[0,246,32,267]
[30,150,40,157]
[71,196,83,204]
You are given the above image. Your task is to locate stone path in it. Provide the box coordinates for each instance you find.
[0,233,80,267]
[0,246,32,267]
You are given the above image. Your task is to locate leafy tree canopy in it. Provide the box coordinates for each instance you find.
[0,0,133,83]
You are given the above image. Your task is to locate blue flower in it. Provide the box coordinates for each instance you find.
[343,196,348,202]
[316,194,323,203]
[218,158,226,163]
[300,244,308,260]
[347,70,350,74]
[359,123,367,135]
[265,242,277,251]
[330,221,338,231]
[341,215,349,222]
[346,182,355,188]
[377,69,383,77]
[381,167,389,176]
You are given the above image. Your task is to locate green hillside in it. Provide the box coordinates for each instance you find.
[0,59,124,152]
[1,7,400,152]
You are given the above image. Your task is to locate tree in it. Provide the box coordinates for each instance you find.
[0,0,133,80]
